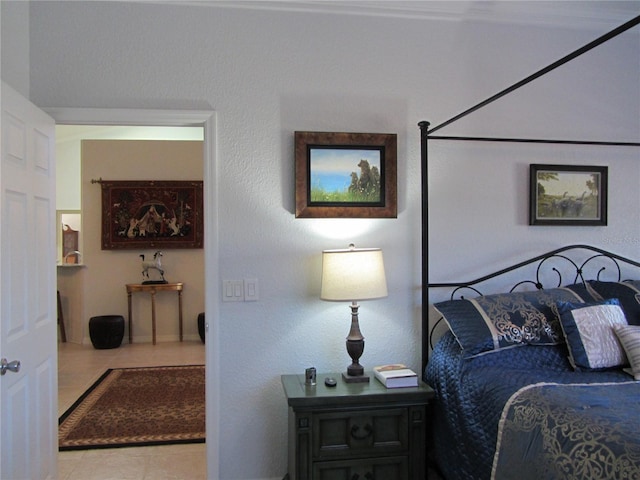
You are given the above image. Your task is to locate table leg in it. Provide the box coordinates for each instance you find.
[178,290,183,342]
[128,292,133,344]
[151,290,157,345]
[57,290,67,343]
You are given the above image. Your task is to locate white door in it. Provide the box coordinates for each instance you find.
[1,82,58,480]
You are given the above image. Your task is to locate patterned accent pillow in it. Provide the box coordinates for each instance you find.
[557,298,628,371]
[434,288,586,358]
[585,281,640,325]
[614,324,640,380]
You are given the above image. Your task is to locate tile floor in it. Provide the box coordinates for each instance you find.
[57,341,207,480]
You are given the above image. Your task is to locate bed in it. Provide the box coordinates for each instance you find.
[418,15,640,480]
[424,245,640,479]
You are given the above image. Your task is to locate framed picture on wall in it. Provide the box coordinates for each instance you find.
[529,164,607,226]
[295,131,397,218]
[101,180,204,249]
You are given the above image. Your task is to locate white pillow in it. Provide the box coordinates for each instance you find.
[557,299,628,371]
[613,324,640,380]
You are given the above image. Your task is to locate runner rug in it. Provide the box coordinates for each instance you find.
[59,365,205,450]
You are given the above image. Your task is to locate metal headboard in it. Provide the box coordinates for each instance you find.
[425,244,640,365]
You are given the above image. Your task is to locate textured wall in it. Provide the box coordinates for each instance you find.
[1,0,30,97]
[26,2,640,479]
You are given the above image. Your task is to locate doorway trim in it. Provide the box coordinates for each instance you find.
[46,107,220,479]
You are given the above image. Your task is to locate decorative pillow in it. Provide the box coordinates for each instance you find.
[613,324,640,380]
[557,298,628,371]
[585,281,640,325]
[434,288,586,358]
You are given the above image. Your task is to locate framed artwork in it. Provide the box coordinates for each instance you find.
[101,180,203,249]
[57,210,81,264]
[295,131,397,218]
[529,164,607,226]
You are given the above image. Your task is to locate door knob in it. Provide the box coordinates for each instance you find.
[0,358,21,376]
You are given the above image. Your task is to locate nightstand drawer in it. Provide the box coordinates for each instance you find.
[313,408,408,459]
[313,456,408,480]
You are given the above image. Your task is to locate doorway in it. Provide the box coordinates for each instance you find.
[56,125,204,344]
[49,108,220,479]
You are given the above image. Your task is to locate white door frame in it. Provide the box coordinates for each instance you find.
[46,107,220,479]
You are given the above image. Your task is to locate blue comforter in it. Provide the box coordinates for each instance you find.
[425,332,638,480]
[494,381,640,479]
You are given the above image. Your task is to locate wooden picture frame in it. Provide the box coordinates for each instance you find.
[101,180,203,249]
[295,131,397,218]
[529,164,607,226]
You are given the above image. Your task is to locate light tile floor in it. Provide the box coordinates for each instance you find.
[58,341,207,480]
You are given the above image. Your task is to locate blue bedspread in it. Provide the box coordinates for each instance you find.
[493,381,640,479]
[425,332,637,480]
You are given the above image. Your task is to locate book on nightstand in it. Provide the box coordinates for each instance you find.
[373,364,418,388]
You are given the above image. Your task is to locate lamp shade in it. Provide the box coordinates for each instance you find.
[321,247,388,302]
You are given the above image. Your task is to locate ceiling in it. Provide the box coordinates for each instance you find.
[176,0,640,30]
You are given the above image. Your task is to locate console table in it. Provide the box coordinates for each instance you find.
[126,282,184,345]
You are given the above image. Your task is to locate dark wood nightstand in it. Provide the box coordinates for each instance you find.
[282,372,434,480]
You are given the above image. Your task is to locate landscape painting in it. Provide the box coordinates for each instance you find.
[530,164,607,226]
[295,131,397,218]
[309,147,383,205]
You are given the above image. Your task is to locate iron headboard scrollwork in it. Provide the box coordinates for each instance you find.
[427,244,640,352]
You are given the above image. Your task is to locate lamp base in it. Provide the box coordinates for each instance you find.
[342,372,370,383]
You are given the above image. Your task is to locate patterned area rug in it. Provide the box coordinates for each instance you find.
[59,365,205,450]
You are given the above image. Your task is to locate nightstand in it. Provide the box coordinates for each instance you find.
[282,372,434,480]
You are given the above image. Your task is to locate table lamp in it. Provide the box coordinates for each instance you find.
[320,244,388,383]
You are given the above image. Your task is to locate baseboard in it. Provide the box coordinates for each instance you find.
[76,333,202,346]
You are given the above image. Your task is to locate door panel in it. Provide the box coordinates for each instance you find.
[1,81,58,480]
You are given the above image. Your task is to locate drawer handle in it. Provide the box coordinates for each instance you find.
[350,473,374,480]
[350,423,373,440]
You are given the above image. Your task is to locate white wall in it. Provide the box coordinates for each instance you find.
[1,0,30,97]
[25,2,640,479]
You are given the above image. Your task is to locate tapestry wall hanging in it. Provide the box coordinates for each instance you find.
[101,180,203,249]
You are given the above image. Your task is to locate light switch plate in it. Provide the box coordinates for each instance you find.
[222,280,243,302]
[244,278,259,301]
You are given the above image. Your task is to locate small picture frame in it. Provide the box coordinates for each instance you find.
[295,131,397,218]
[529,164,607,226]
